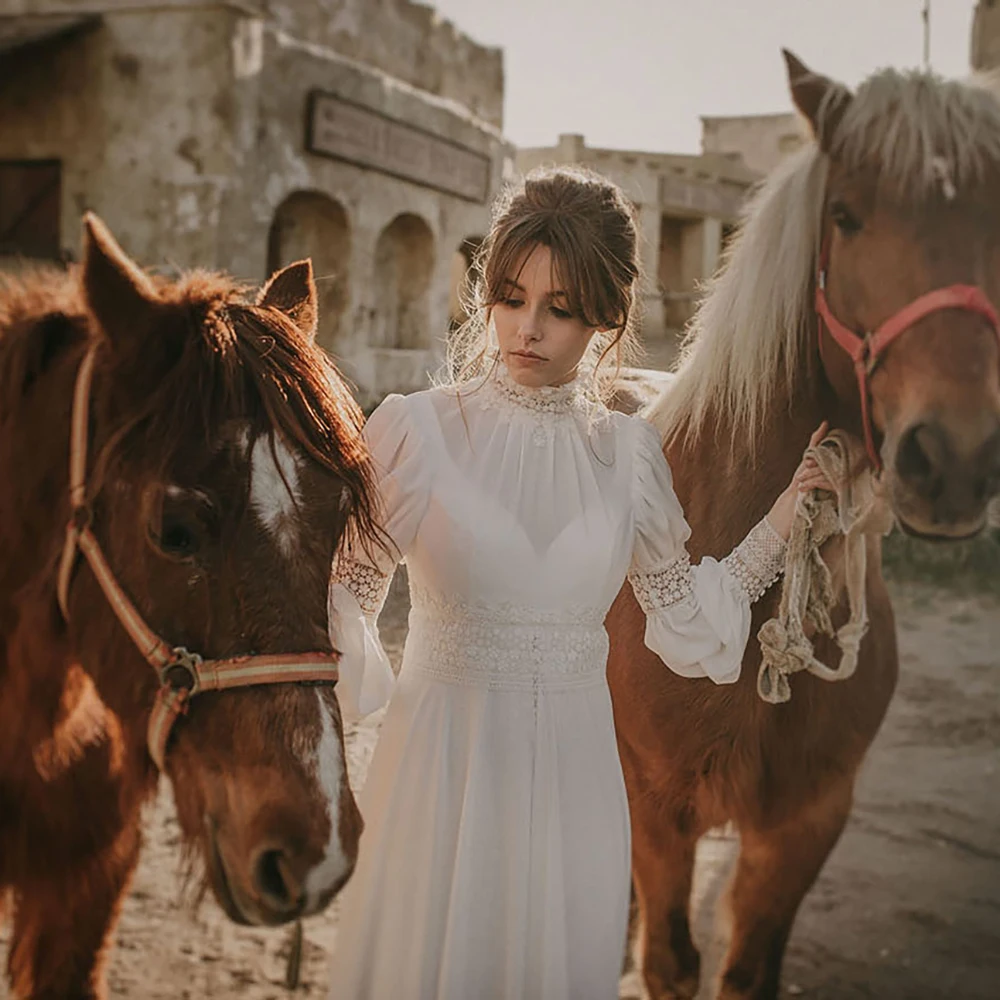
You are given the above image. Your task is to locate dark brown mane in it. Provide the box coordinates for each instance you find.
[0,265,383,560]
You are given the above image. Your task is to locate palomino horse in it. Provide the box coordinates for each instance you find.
[0,217,382,998]
[608,53,1000,999]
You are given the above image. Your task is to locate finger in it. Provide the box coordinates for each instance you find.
[808,420,830,449]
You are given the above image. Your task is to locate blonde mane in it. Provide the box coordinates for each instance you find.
[649,67,1000,451]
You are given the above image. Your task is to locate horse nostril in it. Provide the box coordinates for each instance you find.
[896,423,944,485]
[253,848,302,914]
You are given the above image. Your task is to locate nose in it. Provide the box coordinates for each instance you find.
[895,419,1000,514]
[252,845,307,920]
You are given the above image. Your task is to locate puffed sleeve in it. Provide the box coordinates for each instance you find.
[327,393,430,718]
[627,419,787,684]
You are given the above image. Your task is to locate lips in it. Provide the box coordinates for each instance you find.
[510,351,546,361]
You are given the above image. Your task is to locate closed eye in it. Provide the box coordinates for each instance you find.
[550,306,572,319]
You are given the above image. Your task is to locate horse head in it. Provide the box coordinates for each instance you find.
[64,216,380,925]
[786,51,1000,539]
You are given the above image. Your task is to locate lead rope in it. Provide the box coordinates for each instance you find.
[756,430,894,704]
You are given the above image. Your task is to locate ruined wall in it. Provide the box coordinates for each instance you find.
[218,25,508,402]
[265,0,503,129]
[700,113,805,176]
[0,5,247,268]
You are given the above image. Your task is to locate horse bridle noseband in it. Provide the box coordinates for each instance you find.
[815,234,1000,471]
[57,344,341,771]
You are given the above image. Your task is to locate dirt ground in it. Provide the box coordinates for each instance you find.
[2,575,998,1000]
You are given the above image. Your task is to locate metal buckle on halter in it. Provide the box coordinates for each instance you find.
[160,647,203,696]
[818,269,827,291]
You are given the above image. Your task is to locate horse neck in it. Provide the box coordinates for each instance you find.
[665,370,834,561]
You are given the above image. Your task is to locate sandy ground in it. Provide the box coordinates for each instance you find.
[2,574,998,1000]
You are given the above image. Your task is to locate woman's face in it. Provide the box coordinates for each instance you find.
[492,243,596,388]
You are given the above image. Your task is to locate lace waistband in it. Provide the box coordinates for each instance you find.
[404,609,609,692]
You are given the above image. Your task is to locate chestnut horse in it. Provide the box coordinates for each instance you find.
[0,217,381,998]
[608,53,1000,999]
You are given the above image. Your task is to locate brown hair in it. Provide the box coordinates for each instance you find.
[445,165,642,403]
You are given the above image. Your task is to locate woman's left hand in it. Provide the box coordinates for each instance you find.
[765,422,835,540]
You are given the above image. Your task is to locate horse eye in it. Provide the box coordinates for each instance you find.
[150,487,215,561]
[830,200,862,235]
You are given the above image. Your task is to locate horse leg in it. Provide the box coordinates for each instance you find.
[715,777,854,1000]
[7,820,141,1000]
[632,803,702,1000]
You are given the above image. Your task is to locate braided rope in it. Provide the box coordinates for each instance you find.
[756,430,894,704]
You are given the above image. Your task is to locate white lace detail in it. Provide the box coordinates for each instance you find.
[476,363,607,446]
[722,517,787,602]
[405,584,607,691]
[628,554,694,612]
[331,554,392,619]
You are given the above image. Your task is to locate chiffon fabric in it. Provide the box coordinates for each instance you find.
[326,365,785,1000]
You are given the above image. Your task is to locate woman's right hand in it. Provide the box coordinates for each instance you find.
[765,422,833,540]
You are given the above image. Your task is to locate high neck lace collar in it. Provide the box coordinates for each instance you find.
[484,362,588,415]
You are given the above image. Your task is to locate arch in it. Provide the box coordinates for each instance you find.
[267,191,350,352]
[448,235,483,332]
[371,213,435,350]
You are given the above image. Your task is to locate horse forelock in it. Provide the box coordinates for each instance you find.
[82,274,383,560]
[648,67,1000,456]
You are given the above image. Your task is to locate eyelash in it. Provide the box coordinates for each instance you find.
[500,297,572,319]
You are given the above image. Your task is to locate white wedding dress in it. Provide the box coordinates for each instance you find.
[325,365,785,1000]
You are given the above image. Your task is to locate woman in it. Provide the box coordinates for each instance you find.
[326,166,829,999]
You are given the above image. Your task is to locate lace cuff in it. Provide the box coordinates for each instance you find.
[722,517,786,602]
[331,554,392,621]
[629,554,694,613]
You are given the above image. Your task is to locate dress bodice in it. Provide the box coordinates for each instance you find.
[328,364,786,713]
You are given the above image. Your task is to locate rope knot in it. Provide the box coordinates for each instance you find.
[756,430,893,704]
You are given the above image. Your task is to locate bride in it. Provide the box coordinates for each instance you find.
[325,166,829,999]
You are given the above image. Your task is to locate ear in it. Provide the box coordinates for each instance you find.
[257,259,318,340]
[783,49,853,151]
[82,212,159,347]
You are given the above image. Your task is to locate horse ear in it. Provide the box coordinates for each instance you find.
[783,49,852,151]
[257,259,318,340]
[82,213,159,347]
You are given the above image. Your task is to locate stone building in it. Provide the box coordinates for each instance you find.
[0,0,510,404]
[700,112,805,177]
[517,134,758,366]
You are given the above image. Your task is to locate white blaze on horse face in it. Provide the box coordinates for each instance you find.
[249,433,301,555]
[304,692,349,907]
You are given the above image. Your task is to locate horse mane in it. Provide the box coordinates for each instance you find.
[648,67,1000,452]
[0,264,383,556]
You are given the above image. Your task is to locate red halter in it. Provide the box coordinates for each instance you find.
[815,238,1000,471]
[57,344,341,771]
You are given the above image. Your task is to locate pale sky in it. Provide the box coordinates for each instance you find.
[430,0,980,154]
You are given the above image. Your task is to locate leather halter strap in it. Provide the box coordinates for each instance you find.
[56,344,340,771]
[814,237,1000,471]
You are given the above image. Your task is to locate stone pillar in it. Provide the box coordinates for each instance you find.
[971,1,1000,71]
[636,203,666,342]
[679,217,723,306]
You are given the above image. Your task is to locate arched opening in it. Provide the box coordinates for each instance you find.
[267,192,350,353]
[448,235,482,332]
[371,213,435,349]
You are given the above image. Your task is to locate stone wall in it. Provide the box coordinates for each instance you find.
[265,0,503,129]
[700,112,805,176]
[0,1,509,404]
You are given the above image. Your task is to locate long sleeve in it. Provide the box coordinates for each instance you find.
[627,419,786,685]
[328,393,430,718]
